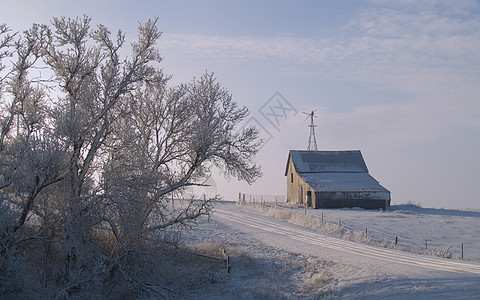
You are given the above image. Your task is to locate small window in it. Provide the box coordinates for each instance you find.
[290,173,293,183]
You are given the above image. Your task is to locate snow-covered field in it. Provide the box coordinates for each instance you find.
[267,203,480,261]
[179,201,480,299]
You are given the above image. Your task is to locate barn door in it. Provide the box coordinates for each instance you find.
[306,191,312,208]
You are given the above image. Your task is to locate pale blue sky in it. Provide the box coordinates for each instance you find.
[2,1,480,208]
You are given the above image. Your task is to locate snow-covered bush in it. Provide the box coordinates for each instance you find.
[426,246,453,259]
[267,208,343,235]
[0,246,35,296]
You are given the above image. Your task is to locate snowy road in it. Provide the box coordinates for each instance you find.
[214,207,480,275]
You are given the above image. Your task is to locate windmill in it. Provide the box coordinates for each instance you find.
[303,110,318,151]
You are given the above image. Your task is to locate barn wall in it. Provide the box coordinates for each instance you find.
[314,191,391,210]
[286,157,317,207]
[287,155,391,210]
[286,157,301,204]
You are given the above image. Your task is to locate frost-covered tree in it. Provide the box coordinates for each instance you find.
[0,22,66,245]
[102,72,261,251]
[0,16,261,298]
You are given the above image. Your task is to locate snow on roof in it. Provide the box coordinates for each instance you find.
[289,150,368,174]
[285,150,390,194]
[298,172,390,193]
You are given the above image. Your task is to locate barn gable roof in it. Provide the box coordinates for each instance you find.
[285,150,390,194]
[285,150,368,175]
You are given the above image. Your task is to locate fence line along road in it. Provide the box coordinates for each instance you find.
[236,196,470,261]
[237,193,287,206]
[214,208,480,275]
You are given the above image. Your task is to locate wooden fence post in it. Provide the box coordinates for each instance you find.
[226,255,230,273]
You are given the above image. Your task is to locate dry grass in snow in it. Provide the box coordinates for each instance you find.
[178,217,338,299]
[263,206,458,259]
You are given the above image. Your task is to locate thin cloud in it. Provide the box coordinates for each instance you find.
[161,4,480,89]
[160,2,480,145]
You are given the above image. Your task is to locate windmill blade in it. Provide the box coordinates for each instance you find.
[302,110,318,120]
[303,111,313,120]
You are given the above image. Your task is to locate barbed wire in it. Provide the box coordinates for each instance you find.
[237,193,468,260]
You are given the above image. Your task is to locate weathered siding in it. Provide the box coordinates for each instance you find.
[286,150,391,210]
[286,156,319,208]
[288,173,390,209]
[314,191,390,209]
[286,156,301,204]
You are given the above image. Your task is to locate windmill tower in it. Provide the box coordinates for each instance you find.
[303,110,318,151]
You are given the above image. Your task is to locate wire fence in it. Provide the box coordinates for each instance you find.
[237,193,287,206]
[316,212,466,260]
[237,194,469,260]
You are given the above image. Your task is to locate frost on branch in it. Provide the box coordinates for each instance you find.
[0,17,261,298]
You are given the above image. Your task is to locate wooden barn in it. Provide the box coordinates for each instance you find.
[285,150,391,210]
